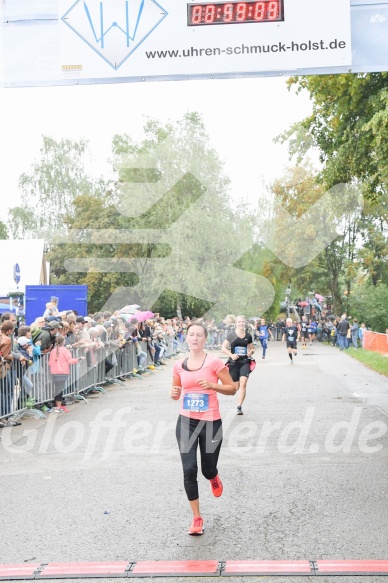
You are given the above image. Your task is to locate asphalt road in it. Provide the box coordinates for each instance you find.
[1,341,387,583]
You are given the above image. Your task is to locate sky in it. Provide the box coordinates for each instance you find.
[0,75,313,222]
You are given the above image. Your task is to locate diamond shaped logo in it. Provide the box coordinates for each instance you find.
[62,0,168,70]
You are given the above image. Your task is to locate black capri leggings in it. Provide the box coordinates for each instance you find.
[176,414,223,501]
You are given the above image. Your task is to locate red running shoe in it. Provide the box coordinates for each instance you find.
[210,474,223,497]
[188,515,204,536]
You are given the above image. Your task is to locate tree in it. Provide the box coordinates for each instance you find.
[283,73,388,199]
[348,283,388,333]
[13,136,110,241]
[48,113,274,318]
[48,194,142,312]
[263,164,363,313]
[357,193,388,286]
[106,112,272,319]
[0,219,8,239]
[275,73,388,310]
[7,207,35,239]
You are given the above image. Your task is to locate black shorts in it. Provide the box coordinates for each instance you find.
[227,359,251,381]
[302,331,309,339]
[286,342,297,350]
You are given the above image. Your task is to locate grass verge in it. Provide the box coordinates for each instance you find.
[346,347,388,377]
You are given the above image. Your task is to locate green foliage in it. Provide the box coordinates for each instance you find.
[47,113,263,318]
[262,164,363,313]
[7,207,36,239]
[235,244,283,320]
[14,136,111,241]
[48,194,144,312]
[0,220,8,239]
[284,72,388,198]
[347,283,388,333]
[276,74,388,308]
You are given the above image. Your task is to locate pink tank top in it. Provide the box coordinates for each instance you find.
[173,356,226,421]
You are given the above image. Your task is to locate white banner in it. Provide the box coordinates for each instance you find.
[58,0,351,80]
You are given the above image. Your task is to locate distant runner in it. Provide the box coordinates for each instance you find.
[171,323,235,536]
[221,315,255,415]
[256,317,272,360]
[300,316,309,349]
[308,319,318,345]
[282,317,299,364]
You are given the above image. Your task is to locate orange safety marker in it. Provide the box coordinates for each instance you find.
[222,560,313,576]
[130,560,220,576]
[316,560,388,575]
[37,561,131,578]
[0,563,40,580]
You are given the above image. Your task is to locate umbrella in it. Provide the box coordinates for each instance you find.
[119,304,140,314]
[315,294,325,302]
[118,313,132,321]
[298,301,309,307]
[134,310,154,322]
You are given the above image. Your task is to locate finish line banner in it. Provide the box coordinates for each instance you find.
[0,0,352,85]
[59,0,351,78]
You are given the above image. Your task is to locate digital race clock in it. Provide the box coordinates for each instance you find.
[187,0,284,26]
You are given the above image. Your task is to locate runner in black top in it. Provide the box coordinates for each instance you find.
[282,317,300,364]
[221,315,254,415]
[300,316,309,349]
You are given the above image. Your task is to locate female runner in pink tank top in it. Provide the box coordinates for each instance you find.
[171,322,235,536]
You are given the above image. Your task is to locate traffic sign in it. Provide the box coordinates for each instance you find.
[13,263,21,285]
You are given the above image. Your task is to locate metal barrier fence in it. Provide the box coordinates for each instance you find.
[0,340,158,422]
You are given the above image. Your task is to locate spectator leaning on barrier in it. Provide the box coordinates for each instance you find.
[37,320,60,353]
[16,336,34,407]
[0,320,17,425]
[88,327,104,367]
[75,316,91,345]
[139,320,156,363]
[153,324,167,366]
[1,312,27,411]
[126,319,147,369]
[64,317,77,348]
[27,327,42,374]
[48,333,80,413]
[97,322,116,374]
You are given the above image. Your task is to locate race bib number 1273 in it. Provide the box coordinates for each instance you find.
[183,393,209,412]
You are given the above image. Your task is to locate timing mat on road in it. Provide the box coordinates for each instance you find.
[1,560,388,579]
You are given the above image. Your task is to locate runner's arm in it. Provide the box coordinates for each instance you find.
[170,374,182,400]
[196,367,236,395]
[221,339,238,360]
